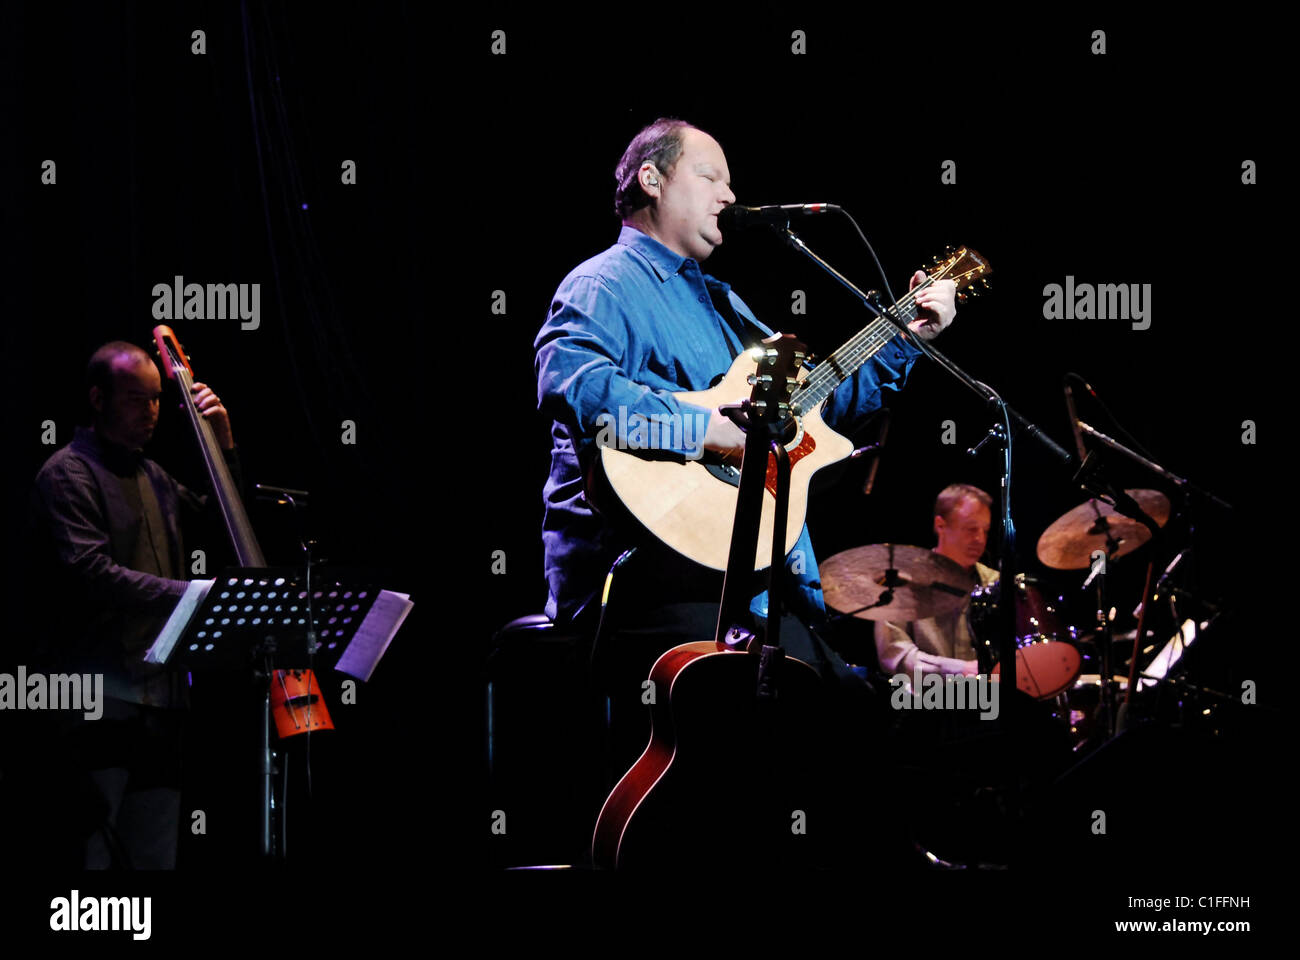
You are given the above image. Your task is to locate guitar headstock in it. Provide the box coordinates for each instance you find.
[746,333,807,429]
[928,246,992,303]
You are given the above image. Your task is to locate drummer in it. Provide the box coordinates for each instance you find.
[875,484,998,679]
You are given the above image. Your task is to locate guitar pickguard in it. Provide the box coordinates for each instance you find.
[700,421,815,497]
[764,430,814,498]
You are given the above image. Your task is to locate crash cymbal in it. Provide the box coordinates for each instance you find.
[1077,628,1141,649]
[821,543,974,622]
[1036,489,1171,570]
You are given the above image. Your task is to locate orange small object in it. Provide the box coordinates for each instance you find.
[270,669,335,739]
[151,325,194,381]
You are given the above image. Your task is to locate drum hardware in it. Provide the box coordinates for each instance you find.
[1064,410,1237,748]
[1035,489,1171,571]
[822,543,973,623]
[1034,487,1171,742]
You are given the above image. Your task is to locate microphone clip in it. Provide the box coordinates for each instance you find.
[966,424,1006,459]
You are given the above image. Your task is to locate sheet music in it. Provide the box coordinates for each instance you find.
[1137,618,1197,690]
[335,590,412,681]
[144,579,215,664]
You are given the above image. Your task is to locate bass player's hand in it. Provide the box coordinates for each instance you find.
[191,381,234,450]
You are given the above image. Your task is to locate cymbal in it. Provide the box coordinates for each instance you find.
[1077,628,1141,649]
[821,543,974,622]
[1036,489,1171,570]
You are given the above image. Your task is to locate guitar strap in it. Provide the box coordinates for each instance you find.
[706,282,768,359]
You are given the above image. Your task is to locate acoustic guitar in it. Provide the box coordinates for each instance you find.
[591,247,991,571]
[592,335,841,871]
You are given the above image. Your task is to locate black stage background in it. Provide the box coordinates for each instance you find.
[1,2,1286,945]
[469,5,1285,938]
[2,0,430,942]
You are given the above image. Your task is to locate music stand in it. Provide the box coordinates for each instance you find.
[147,566,411,858]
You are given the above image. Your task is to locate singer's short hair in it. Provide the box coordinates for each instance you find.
[933,483,993,521]
[614,118,697,219]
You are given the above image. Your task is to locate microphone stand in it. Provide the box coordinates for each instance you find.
[778,220,1225,854]
[777,222,1188,825]
[779,224,1083,721]
[254,483,319,859]
[1071,420,1234,738]
[1077,421,1234,513]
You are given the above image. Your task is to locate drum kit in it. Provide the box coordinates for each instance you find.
[821,487,1210,755]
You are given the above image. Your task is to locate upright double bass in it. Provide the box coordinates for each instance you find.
[151,325,332,739]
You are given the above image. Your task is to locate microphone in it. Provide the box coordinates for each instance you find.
[853,410,891,495]
[720,203,841,229]
[1064,379,1086,463]
[1155,549,1186,594]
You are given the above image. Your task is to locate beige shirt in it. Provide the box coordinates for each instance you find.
[874,561,999,677]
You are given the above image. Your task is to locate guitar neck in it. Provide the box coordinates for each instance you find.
[791,288,923,415]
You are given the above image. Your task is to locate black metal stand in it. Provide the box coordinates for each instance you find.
[153,566,391,860]
[777,225,1053,705]
[713,338,804,677]
[255,485,321,859]
[1082,534,1115,739]
[1068,421,1234,742]
[758,441,794,698]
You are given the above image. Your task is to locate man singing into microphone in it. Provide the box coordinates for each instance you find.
[534,117,958,799]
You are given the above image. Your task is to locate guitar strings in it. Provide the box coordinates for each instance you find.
[795,262,973,409]
[795,284,923,410]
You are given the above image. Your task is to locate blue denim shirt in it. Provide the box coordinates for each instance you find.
[536,225,921,626]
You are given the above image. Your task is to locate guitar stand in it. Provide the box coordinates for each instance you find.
[755,442,793,701]
[713,345,803,679]
[590,335,842,869]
